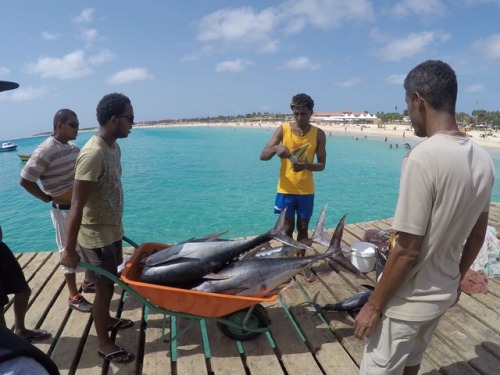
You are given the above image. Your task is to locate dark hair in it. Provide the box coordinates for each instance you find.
[96,93,131,125]
[53,108,77,130]
[404,60,457,114]
[290,93,314,112]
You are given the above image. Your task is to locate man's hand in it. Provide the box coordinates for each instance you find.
[274,145,291,158]
[292,159,308,172]
[60,247,80,270]
[353,301,382,340]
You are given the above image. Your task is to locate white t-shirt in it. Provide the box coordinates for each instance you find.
[386,134,494,321]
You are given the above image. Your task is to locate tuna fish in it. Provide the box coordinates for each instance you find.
[192,213,348,297]
[311,285,375,313]
[250,204,332,259]
[140,208,310,287]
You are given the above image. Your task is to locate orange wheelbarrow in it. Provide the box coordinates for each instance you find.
[79,241,278,341]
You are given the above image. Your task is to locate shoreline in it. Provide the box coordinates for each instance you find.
[134,121,500,151]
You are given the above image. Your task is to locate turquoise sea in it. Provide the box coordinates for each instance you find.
[2,126,500,253]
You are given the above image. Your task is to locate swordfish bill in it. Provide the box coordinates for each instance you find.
[140,208,310,286]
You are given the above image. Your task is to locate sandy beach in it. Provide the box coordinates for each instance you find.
[135,120,500,151]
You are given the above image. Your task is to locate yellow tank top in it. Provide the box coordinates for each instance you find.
[277,123,317,194]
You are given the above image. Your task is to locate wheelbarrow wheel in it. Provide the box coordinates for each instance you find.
[217,304,270,341]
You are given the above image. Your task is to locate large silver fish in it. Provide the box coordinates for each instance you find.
[311,285,375,313]
[251,204,331,259]
[308,205,365,276]
[140,208,310,286]
[192,213,348,297]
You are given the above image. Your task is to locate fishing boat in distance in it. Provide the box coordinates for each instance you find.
[0,142,17,152]
[18,154,31,161]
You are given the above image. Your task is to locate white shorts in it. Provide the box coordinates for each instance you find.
[360,314,442,375]
[50,205,83,274]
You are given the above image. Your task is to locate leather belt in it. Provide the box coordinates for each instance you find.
[52,202,71,210]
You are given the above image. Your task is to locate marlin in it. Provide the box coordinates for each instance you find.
[140,208,310,287]
[192,213,348,297]
[310,285,375,313]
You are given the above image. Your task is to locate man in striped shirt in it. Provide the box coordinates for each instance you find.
[20,109,93,313]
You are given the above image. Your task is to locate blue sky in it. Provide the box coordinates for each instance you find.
[1,0,500,140]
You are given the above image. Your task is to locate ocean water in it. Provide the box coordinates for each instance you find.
[2,126,500,253]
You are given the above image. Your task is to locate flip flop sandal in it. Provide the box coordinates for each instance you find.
[108,318,134,331]
[23,329,51,342]
[98,348,134,364]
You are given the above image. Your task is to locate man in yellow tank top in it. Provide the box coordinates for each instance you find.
[260,93,327,282]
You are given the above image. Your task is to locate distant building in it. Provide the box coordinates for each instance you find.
[312,110,378,124]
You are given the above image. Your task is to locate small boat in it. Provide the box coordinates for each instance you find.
[18,154,31,161]
[0,142,17,152]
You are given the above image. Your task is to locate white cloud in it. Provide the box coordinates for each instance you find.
[389,0,446,18]
[377,30,450,61]
[465,84,486,93]
[26,50,92,79]
[386,74,406,84]
[42,31,62,41]
[107,68,154,85]
[88,49,114,66]
[196,1,374,54]
[73,8,94,24]
[0,86,51,102]
[282,0,375,32]
[215,58,253,73]
[81,28,99,46]
[197,7,279,51]
[280,56,321,71]
[333,77,362,88]
[472,34,500,60]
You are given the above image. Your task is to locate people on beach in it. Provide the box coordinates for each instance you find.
[20,109,93,313]
[259,93,326,282]
[0,226,51,342]
[354,60,495,374]
[61,93,135,364]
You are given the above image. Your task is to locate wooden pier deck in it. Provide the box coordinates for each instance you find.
[5,203,500,374]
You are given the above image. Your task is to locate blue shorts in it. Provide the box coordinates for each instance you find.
[274,193,314,219]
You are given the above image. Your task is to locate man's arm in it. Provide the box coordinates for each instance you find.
[459,211,489,278]
[260,126,288,160]
[60,179,94,269]
[19,177,52,203]
[353,231,423,340]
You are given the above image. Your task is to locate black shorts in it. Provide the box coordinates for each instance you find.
[79,240,123,284]
[0,242,30,305]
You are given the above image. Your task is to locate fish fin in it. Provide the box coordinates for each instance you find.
[271,232,311,250]
[239,242,270,260]
[361,284,375,291]
[200,231,229,241]
[202,273,232,280]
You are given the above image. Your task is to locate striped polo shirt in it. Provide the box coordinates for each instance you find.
[20,136,79,196]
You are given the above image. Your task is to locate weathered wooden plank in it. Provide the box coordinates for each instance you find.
[239,327,283,374]
[280,280,359,374]
[434,311,500,374]
[451,296,499,346]
[204,319,246,374]
[107,289,144,374]
[142,311,172,375]
[174,317,208,375]
[266,298,324,375]
[424,332,480,375]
